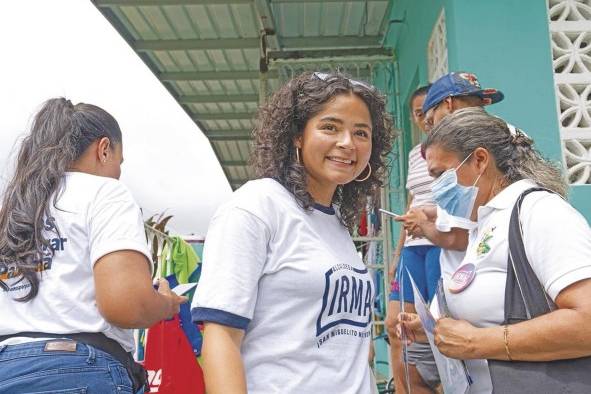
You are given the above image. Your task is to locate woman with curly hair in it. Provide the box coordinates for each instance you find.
[191,71,394,393]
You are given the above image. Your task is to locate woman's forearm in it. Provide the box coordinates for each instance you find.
[474,308,591,361]
[476,280,591,361]
[436,281,591,362]
[202,323,247,394]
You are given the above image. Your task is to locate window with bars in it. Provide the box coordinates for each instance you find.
[427,9,449,83]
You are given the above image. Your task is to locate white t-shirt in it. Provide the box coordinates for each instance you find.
[406,144,436,247]
[0,172,151,352]
[434,207,489,392]
[445,179,591,393]
[191,178,376,394]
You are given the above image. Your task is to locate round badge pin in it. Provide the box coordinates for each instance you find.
[448,263,476,294]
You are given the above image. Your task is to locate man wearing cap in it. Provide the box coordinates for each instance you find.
[399,71,508,296]
[423,71,504,130]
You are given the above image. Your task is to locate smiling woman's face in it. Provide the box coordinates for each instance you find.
[295,93,373,202]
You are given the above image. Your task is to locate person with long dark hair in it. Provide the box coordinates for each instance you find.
[0,98,186,393]
[191,72,394,393]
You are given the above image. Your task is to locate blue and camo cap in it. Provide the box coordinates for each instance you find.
[422,72,504,114]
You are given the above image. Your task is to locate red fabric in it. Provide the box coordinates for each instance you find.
[358,209,368,236]
[142,314,205,393]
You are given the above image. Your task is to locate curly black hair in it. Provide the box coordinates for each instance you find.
[251,71,395,231]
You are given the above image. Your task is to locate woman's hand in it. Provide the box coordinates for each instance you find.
[434,317,482,359]
[155,278,189,319]
[94,251,188,328]
[396,312,428,345]
[395,208,429,238]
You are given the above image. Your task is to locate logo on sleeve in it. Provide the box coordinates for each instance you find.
[315,264,374,346]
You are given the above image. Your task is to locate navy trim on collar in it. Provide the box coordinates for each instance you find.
[313,203,336,215]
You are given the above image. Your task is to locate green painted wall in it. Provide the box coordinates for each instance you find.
[386,0,591,221]
[447,0,562,161]
[569,186,591,222]
[385,0,450,247]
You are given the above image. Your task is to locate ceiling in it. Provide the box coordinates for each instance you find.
[93,0,394,189]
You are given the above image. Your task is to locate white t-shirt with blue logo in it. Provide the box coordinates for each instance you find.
[0,172,151,352]
[192,178,376,394]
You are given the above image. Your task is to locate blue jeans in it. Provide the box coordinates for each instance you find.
[0,340,144,394]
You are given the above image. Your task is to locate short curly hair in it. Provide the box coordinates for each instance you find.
[251,71,395,231]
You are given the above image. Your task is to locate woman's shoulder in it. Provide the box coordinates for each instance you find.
[65,171,126,188]
[521,187,582,223]
[515,183,589,242]
[64,172,135,204]
[235,177,284,194]
[219,178,295,216]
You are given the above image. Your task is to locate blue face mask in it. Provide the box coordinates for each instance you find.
[431,153,482,220]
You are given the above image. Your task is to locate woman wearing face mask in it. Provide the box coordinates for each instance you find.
[0,98,186,393]
[403,106,591,393]
[191,72,394,394]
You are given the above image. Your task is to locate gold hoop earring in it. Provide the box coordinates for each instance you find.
[355,163,372,182]
[295,147,301,164]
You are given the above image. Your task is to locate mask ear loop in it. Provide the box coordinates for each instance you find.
[456,151,474,170]
[473,171,483,187]
[456,151,483,186]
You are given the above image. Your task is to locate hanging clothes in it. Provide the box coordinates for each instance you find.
[358,208,368,236]
[161,236,199,284]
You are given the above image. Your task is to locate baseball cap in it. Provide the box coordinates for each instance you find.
[422,72,504,114]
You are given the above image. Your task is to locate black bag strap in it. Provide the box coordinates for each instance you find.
[504,187,557,324]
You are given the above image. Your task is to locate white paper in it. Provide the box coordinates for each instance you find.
[407,270,471,394]
[378,208,401,218]
[171,282,197,296]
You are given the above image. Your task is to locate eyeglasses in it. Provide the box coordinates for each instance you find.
[423,109,435,130]
[313,72,375,91]
[423,96,452,131]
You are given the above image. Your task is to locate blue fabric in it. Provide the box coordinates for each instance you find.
[389,245,441,303]
[165,274,203,356]
[431,162,479,220]
[373,269,385,318]
[422,71,504,113]
[313,203,335,215]
[191,307,250,330]
[0,340,141,393]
